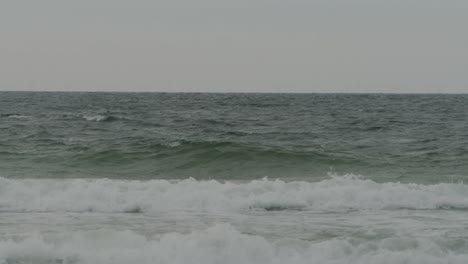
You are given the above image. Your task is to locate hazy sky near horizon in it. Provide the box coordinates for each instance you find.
[1,0,467,93]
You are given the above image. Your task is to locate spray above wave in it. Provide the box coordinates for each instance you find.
[1,224,468,264]
[1,175,467,214]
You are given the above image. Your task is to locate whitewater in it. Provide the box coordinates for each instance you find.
[1,176,468,263]
[1,176,468,213]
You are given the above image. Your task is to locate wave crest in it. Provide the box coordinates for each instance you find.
[82,115,118,122]
[0,176,468,214]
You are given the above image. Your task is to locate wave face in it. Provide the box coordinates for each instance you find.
[2,224,468,264]
[1,92,468,182]
[1,176,467,213]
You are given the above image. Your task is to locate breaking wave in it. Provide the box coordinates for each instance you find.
[0,175,467,214]
[1,224,467,264]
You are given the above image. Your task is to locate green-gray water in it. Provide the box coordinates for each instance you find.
[1,92,467,182]
[1,92,468,263]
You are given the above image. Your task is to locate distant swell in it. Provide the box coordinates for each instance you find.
[0,176,467,214]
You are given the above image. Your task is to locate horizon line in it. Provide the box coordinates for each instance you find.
[0,89,467,95]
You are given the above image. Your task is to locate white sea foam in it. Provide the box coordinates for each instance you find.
[163,141,182,148]
[0,224,467,264]
[1,176,468,213]
[82,115,109,122]
[6,114,30,119]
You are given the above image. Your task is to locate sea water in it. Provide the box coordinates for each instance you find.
[0,92,467,263]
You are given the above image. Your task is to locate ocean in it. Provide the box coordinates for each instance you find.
[0,92,467,263]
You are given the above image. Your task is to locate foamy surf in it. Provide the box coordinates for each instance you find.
[1,175,467,214]
[1,224,467,264]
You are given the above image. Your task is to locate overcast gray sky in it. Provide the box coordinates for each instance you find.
[1,0,467,93]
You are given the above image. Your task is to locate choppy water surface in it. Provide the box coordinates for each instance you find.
[0,92,467,263]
